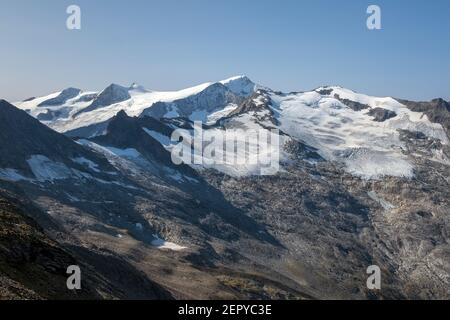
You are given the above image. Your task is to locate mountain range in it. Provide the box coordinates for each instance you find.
[0,76,449,299]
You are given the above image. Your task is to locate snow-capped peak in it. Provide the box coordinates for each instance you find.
[220,75,250,84]
[93,83,131,104]
[71,83,132,118]
[129,82,149,93]
[102,83,129,93]
[219,75,256,97]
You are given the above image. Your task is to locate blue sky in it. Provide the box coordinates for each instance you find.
[0,0,449,101]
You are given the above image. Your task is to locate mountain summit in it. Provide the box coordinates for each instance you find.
[74,83,131,117]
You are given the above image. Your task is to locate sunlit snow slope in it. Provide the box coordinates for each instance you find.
[14,77,449,180]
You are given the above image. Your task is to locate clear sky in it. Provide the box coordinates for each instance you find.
[0,0,449,101]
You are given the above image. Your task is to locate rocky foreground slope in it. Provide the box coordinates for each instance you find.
[0,188,171,300]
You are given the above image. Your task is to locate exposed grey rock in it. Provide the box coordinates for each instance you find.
[38,88,81,107]
[64,119,111,138]
[334,94,370,111]
[367,107,397,122]
[399,98,450,138]
[315,88,333,95]
[74,84,131,117]
[73,92,98,103]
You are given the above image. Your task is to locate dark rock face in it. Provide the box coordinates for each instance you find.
[140,101,169,119]
[0,99,115,177]
[223,90,278,127]
[177,82,241,115]
[37,109,61,121]
[284,139,324,162]
[228,91,269,116]
[315,88,334,95]
[74,84,131,117]
[137,115,174,137]
[92,111,172,162]
[38,88,81,107]
[142,83,243,120]
[399,98,450,137]
[367,108,397,122]
[90,111,198,180]
[334,94,370,111]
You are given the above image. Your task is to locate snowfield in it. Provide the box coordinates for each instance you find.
[270,88,448,179]
[151,234,187,251]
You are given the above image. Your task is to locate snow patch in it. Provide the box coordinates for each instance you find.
[151,234,187,251]
[104,147,142,159]
[27,155,73,182]
[143,128,173,147]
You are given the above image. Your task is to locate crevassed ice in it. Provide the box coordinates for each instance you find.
[270,90,448,179]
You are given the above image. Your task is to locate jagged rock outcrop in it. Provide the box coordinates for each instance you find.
[367,108,397,122]
[399,98,450,137]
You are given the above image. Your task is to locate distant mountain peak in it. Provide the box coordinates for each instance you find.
[220,75,251,83]
[219,75,256,97]
[63,87,82,93]
[115,110,129,119]
[106,83,127,90]
[0,99,28,117]
[37,87,82,107]
[74,83,131,117]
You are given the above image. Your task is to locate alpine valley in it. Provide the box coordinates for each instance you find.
[1,76,449,299]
